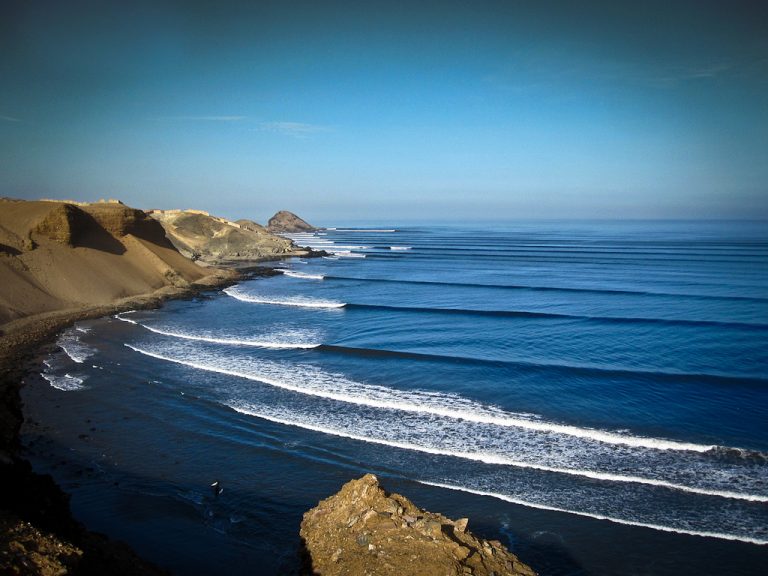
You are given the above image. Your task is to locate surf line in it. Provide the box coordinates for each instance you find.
[114,312,138,324]
[124,343,716,453]
[134,323,319,349]
[123,344,724,454]
[280,270,325,280]
[223,286,344,309]
[225,403,767,504]
[417,481,768,546]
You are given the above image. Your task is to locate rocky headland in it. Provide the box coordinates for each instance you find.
[147,209,318,265]
[301,474,536,576]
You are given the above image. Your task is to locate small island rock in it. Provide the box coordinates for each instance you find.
[267,210,317,233]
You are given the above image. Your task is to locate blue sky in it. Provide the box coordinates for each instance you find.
[1,0,766,222]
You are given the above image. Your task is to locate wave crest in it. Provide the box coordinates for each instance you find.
[223,286,345,308]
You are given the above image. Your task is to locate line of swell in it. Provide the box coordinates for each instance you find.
[226,404,768,503]
[324,275,768,303]
[138,324,319,349]
[223,287,344,308]
[117,311,320,348]
[314,344,767,386]
[123,343,721,454]
[399,244,768,259]
[342,303,767,330]
[417,481,768,545]
[281,271,325,280]
[362,250,768,268]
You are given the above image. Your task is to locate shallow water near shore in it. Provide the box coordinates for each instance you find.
[22,221,768,575]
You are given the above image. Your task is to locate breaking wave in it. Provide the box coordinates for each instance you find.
[223,286,345,308]
[57,328,96,363]
[124,341,768,506]
[416,481,768,545]
[42,372,86,391]
[281,271,325,280]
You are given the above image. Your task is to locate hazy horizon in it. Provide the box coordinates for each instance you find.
[2,0,767,222]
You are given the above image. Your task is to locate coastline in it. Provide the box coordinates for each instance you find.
[0,268,240,574]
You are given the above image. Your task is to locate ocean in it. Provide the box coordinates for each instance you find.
[21,221,768,575]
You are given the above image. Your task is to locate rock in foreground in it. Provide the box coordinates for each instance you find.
[300,474,536,576]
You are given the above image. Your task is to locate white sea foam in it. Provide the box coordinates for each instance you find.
[152,321,704,451]
[417,481,768,546]
[137,324,320,349]
[333,229,396,233]
[123,342,767,503]
[333,251,366,258]
[223,286,345,308]
[42,372,85,391]
[117,309,320,347]
[114,312,138,324]
[225,402,767,503]
[57,328,96,363]
[124,342,710,452]
[281,271,325,280]
[390,246,412,250]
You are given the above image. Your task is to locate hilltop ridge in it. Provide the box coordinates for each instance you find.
[148,209,316,265]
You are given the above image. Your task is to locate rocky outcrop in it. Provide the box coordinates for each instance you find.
[30,202,168,248]
[150,210,310,264]
[0,510,83,574]
[300,474,536,576]
[81,203,160,239]
[267,210,316,233]
[31,203,85,246]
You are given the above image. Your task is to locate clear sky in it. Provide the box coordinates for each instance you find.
[1,0,767,223]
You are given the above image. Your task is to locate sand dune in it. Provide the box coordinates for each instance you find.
[0,198,225,325]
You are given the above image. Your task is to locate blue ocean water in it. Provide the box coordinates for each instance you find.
[22,221,768,575]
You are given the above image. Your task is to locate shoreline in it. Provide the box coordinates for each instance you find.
[0,267,244,574]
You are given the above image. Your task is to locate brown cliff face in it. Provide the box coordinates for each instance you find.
[266,210,316,233]
[0,199,211,325]
[300,474,536,576]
